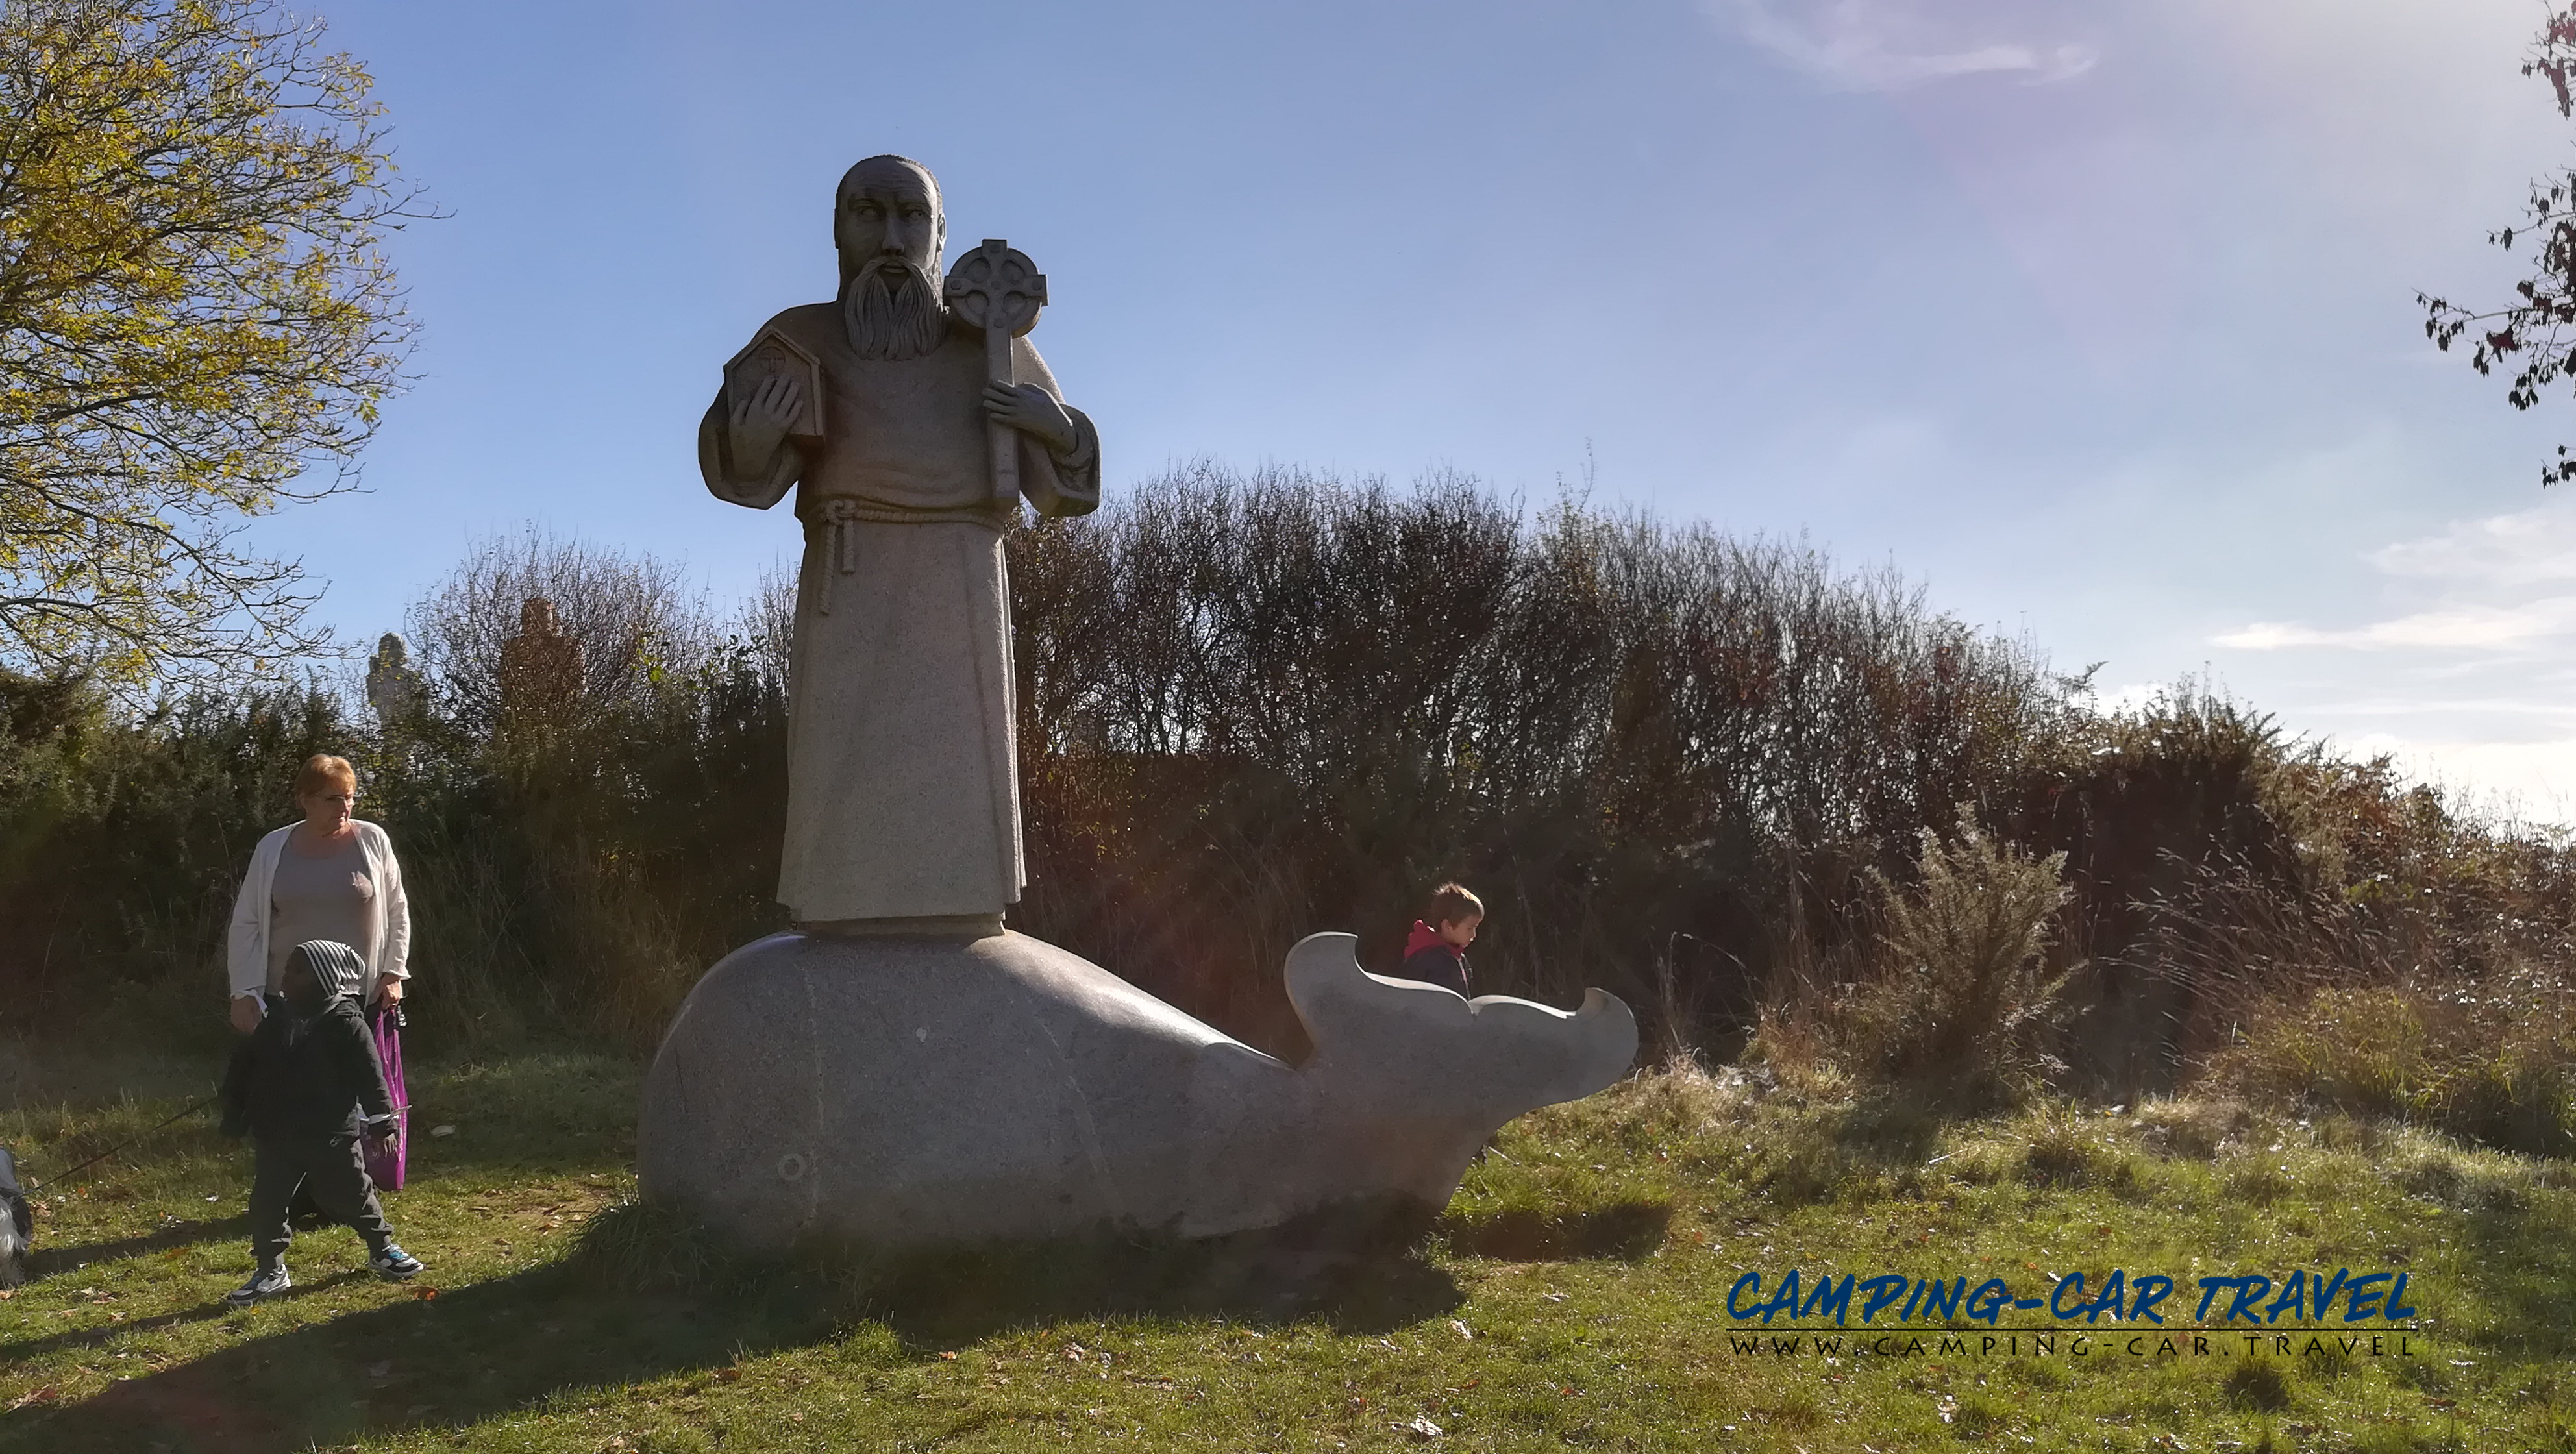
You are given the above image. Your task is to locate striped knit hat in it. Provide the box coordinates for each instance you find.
[286,940,365,1005]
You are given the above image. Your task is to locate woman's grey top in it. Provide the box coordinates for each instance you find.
[266,833,377,992]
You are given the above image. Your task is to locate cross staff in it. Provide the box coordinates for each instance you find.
[943,240,1048,504]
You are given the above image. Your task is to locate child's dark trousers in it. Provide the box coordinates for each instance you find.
[250,1132,391,1265]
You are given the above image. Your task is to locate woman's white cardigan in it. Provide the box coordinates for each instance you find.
[226,820,412,1004]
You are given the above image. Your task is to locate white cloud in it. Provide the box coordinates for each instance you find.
[2214,497,2576,656]
[2368,502,2576,587]
[1713,0,2099,93]
[2215,598,2576,653]
[2098,681,2166,713]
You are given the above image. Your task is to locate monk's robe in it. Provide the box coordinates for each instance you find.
[698,306,1099,923]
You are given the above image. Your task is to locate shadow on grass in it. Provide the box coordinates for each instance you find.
[1439,1200,1672,1261]
[0,1198,1466,1453]
[667,1193,1470,1348]
[854,1232,1463,1347]
[0,1268,378,1366]
[1731,1095,1951,1207]
[2444,1181,2576,1366]
[26,1216,247,1281]
[0,1259,788,1454]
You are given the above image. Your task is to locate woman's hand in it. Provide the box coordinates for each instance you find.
[230,995,263,1033]
[377,978,405,1007]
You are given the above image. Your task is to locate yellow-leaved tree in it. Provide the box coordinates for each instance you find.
[0,0,421,689]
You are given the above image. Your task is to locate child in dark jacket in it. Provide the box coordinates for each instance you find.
[219,939,423,1305]
[1394,882,1483,998]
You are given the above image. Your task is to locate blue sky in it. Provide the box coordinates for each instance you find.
[267,0,2576,813]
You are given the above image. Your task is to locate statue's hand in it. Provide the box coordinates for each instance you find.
[727,373,802,478]
[983,381,1079,456]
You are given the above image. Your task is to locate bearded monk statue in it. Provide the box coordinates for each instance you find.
[698,154,1100,930]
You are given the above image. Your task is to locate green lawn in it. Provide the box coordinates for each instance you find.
[1,1042,2570,1453]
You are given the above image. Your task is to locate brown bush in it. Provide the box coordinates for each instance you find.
[1007,462,2070,1055]
[6,463,2575,1114]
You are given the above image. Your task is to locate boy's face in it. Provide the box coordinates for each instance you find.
[282,959,319,1004]
[1439,913,1481,949]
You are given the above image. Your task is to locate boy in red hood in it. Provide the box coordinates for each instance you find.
[1395,883,1483,998]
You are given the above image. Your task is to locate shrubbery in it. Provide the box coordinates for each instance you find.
[2212,978,2576,1157]
[2,462,2571,1139]
[1755,813,2076,1107]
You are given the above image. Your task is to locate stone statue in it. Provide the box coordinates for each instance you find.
[364,632,423,724]
[643,932,1637,1252]
[498,597,583,719]
[697,153,1101,929]
[640,156,1638,1259]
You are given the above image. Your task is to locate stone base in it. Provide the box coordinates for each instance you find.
[636,930,1636,1253]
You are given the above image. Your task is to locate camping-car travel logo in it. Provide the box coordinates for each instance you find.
[1722,1267,2422,1359]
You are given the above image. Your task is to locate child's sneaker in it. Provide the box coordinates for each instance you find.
[368,1243,424,1280]
[225,1263,290,1307]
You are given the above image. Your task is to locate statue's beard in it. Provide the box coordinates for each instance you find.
[841,258,950,362]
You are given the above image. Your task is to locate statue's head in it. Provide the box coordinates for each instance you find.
[373,632,407,666]
[835,156,943,286]
[834,155,949,361]
[519,597,560,636]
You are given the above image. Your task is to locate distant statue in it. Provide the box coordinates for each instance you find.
[497,598,584,743]
[363,633,423,725]
[697,154,1100,928]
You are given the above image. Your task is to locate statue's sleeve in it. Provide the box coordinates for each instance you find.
[1011,338,1100,519]
[698,328,806,510]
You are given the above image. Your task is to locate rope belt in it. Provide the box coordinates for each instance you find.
[808,496,1009,615]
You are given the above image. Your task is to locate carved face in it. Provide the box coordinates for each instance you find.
[833,158,943,291]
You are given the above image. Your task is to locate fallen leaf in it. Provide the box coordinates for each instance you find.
[715,1368,741,1383]
[430,1125,457,1138]
[412,1286,438,1301]
[1396,1416,1443,1440]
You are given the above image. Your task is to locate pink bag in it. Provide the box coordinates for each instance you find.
[366,1005,409,1190]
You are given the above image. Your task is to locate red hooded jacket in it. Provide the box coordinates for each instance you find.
[1394,920,1471,997]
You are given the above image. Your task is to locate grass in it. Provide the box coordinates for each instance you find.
[2,1048,2573,1452]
